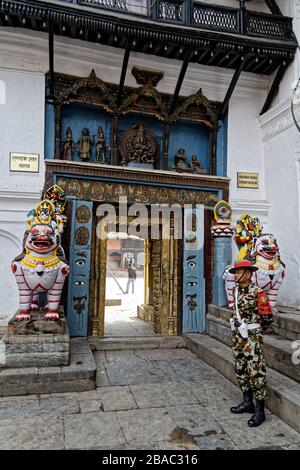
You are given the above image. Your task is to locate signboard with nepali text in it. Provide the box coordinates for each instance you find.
[9,152,39,173]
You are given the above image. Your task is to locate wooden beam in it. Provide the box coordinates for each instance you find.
[243,56,259,73]
[164,46,175,59]
[217,52,233,68]
[207,50,222,66]
[168,48,194,116]
[227,54,240,68]
[162,123,171,170]
[195,48,210,65]
[265,0,282,15]
[221,55,250,118]
[260,63,286,115]
[251,57,269,74]
[111,115,119,165]
[173,48,184,60]
[116,40,131,107]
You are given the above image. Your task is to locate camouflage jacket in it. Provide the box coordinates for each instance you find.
[232,283,273,331]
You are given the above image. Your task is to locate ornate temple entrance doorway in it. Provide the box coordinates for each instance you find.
[90,210,183,337]
[104,232,151,337]
[60,176,217,338]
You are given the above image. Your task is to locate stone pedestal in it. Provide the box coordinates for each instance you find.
[0,309,70,368]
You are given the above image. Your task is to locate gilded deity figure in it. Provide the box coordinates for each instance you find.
[63,127,74,160]
[95,126,106,163]
[77,127,93,161]
[128,124,154,164]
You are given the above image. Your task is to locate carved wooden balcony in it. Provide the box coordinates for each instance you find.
[0,0,297,75]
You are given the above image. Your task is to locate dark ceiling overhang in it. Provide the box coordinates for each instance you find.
[0,0,297,75]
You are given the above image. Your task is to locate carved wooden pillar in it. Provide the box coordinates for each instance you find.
[167,214,177,335]
[144,239,150,306]
[111,114,119,165]
[92,234,100,336]
[162,122,170,170]
[96,236,107,336]
[210,127,217,175]
[55,103,62,159]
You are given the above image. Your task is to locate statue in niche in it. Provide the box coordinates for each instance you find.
[63,127,74,160]
[190,154,208,174]
[119,123,159,166]
[77,127,93,161]
[172,148,192,172]
[94,126,106,164]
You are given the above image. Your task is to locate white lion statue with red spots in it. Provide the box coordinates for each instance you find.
[224,233,286,309]
[11,187,69,321]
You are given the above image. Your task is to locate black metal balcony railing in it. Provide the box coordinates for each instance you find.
[33,1,295,42]
[158,0,183,23]
[77,0,127,11]
[150,0,294,41]
[193,3,237,33]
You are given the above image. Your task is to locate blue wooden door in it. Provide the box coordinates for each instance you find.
[182,205,205,333]
[67,200,93,336]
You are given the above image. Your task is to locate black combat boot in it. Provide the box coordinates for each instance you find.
[230,390,255,414]
[248,400,265,427]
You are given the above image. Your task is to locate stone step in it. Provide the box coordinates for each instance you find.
[88,335,185,351]
[0,338,96,397]
[206,313,300,383]
[184,333,300,434]
[272,306,300,341]
[208,304,300,340]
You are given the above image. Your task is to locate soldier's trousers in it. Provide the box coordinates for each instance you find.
[232,332,268,401]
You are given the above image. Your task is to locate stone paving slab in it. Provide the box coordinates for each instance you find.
[39,395,80,416]
[135,348,195,362]
[0,415,64,450]
[93,351,107,365]
[116,407,177,444]
[0,399,40,419]
[195,435,239,450]
[104,360,169,386]
[64,411,126,449]
[155,358,222,382]
[166,404,223,437]
[130,382,198,409]
[96,364,110,387]
[105,350,139,363]
[220,414,300,450]
[79,399,103,413]
[97,385,138,411]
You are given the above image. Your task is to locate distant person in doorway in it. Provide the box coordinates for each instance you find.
[126,263,136,294]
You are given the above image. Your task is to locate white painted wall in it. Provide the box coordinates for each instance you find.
[0,69,45,317]
[256,0,300,308]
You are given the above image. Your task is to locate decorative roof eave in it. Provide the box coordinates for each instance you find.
[52,70,219,127]
[0,0,297,75]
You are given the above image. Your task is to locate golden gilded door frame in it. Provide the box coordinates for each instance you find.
[90,208,181,336]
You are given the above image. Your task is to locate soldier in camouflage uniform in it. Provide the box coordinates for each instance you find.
[228,260,273,427]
